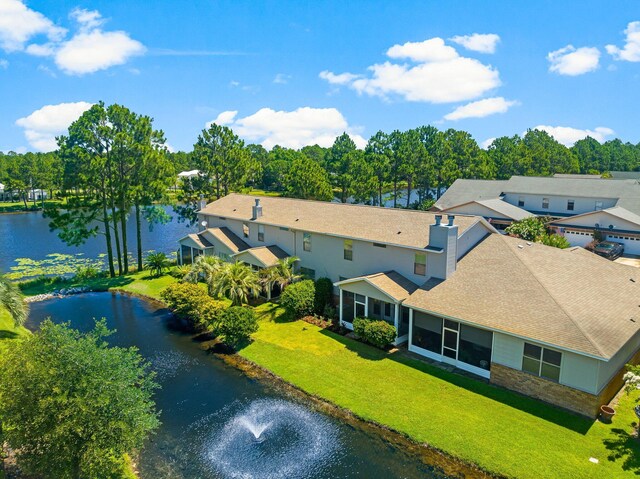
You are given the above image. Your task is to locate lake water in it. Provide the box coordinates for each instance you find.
[0,207,195,274]
[27,293,448,479]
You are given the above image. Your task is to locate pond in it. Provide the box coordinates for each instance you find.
[0,207,195,274]
[27,292,449,479]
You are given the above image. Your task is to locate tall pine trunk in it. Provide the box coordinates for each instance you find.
[119,195,129,274]
[406,177,413,208]
[135,202,143,271]
[111,205,123,276]
[101,193,116,277]
[393,179,398,208]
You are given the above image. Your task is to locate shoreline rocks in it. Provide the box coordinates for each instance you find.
[25,286,91,303]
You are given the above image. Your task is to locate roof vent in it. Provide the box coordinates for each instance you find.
[252,198,263,220]
[435,214,442,226]
[447,215,455,226]
[518,244,524,249]
[526,242,532,246]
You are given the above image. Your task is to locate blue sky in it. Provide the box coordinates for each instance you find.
[1,0,639,153]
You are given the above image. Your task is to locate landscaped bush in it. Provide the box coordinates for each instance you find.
[539,233,571,249]
[314,277,334,315]
[160,283,225,330]
[75,265,102,280]
[280,280,315,318]
[216,306,259,350]
[352,317,396,349]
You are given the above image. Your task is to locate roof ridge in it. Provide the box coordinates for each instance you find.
[499,236,605,357]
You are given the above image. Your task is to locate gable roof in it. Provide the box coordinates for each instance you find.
[404,234,640,359]
[434,179,506,210]
[551,206,640,230]
[442,199,532,221]
[233,245,290,268]
[200,194,488,250]
[336,271,418,302]
[178,232,213,249]
[200,227,249,254]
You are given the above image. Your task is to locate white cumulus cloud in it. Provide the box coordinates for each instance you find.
[450,33,500,53]
[606,21,640,62]
[444,97,517,121]
[481,137,496,149]
[531,125,615,146]
[0,0,66,52]
[15,101,94,151]
[547,45,600,76]
[320,37,501,103]
[208,107,366,150]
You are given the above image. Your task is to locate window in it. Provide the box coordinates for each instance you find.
[414,253,426,276]
[412,311,442,354]
[279,227,289,231]
[258,224,265,242]
[522,342,561,382]
[303,232,312,252]
[299,267,315,280]
[341,291,354,324]
[373,243,386,248]
[518,196,525,207]
[542,198,549,209]
[567,200,575,211]
[343,239,353,261]
[243,222,249,238]
[595,200,603,211]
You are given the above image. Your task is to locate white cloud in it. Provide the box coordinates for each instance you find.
[481,137,496,149]
[209,107,366,150]
[273,73,291,84]
[606,21,640,62]
[25,42,56,56]
[0,59,8,69]
[531,125,615,146]
[320,37,501,103]
[547,45,600,76]
[450,33,500,54]
[319,70,361,85]
[15,102,93,151]
[386,38,459,62]
[69,8,105,32]
[0,0,66,52]
[444,97,517,121]
[210,110,238,126]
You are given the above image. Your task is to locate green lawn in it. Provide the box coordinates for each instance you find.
[242,303,640,479]
[0,307,29,340]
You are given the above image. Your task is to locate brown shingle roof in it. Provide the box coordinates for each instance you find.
[234,245,290,268]
[200,227,250,254]
[200,194,484,250]
[336,271,418,302]
[404,234,640,358]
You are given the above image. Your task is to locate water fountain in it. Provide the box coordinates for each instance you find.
[205,398,340,479]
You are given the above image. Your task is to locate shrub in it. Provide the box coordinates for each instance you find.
[352,317,396,349]
[75,265,101,280]
[505,217,547,241]
[160,283,224,329]
[539,233,571,249]
[145,252,171,277]
[280,280,315,318]
[217,306,259,349]
[314,277,334,315]
[171,264,192,278]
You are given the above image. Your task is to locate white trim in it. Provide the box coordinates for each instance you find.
[408,344,491,379]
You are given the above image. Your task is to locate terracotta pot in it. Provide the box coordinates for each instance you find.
[600,405,616,422]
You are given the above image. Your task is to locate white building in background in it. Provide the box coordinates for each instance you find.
[436,176,640,255]
[177,194,640,417]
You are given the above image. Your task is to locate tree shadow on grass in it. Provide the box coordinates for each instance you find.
[603,427,640,474]
[319,328,594,434]
[0,329,19,339]
[256,303,294,324]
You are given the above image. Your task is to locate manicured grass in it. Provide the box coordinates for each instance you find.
[242,303,640,479]
[0,307,29,340]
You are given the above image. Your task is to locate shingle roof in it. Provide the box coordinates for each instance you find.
[233,245,290,267]
[551,206,640,229]
[434,179,506,210]
[181,232,212,249]
[336,271,418,302]
[609,171,640,180]
[442,199,532,221]
[200,194,485,250]
[403,234,640,359]
[200,227,249,254]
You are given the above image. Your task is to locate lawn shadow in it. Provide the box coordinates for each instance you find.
[257,303,294,323]
[320,328,594,434]
[603,427,640,474]
[0,329,19,339]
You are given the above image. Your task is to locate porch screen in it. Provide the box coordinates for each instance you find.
[458,324,492,371]
[412,311,442,354]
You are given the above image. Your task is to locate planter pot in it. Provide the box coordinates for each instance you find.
[600,405,616,422]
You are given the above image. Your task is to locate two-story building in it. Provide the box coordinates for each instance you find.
[178,194,640,417]
[436,176,640,255]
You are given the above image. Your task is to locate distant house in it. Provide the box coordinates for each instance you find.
[177,169,201,179]
[27,189,48,201]
[436,176,640,255]
[179,194,640,417]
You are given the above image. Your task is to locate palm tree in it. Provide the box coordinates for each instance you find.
[259,266,281,301]
[145,252,171,277]
[213,262,260,306]
[184,255,222,295]
[0,273,28,327]
[272,256,301,290]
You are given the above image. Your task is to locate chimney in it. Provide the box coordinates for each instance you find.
[427,214,458,280]
[197,195,207,212]
[252,198,263,220]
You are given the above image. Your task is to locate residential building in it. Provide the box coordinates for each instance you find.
[178,194,640,417]
[436,176,640,255]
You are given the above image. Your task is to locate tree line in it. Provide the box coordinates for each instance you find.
[1,101,640,277]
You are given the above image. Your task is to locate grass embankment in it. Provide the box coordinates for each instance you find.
[242,303,640,479]
[0,308,29,340]
[0,199,67,214]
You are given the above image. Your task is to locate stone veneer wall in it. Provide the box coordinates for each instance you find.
[490,349,640,417]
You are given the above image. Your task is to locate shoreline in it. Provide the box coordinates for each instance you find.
[25,288,503,479]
